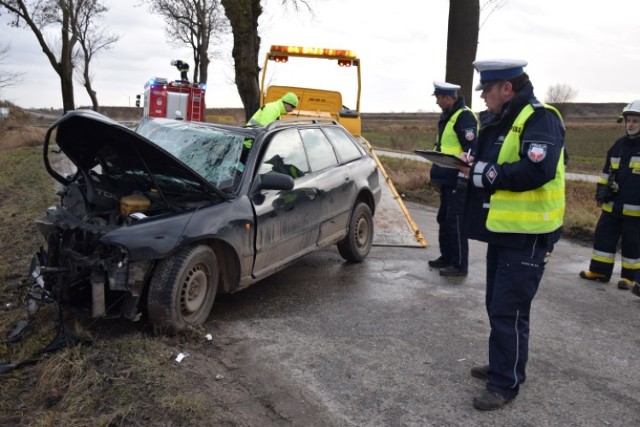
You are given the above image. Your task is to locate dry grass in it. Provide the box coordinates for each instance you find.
[378,156,601,243]
[378,156,438,204]
[564,179,601,243]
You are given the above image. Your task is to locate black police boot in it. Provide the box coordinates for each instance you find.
[428,256,449,268]
[472,390,513,411]
[439,265,468,277]
[470,364,489,380]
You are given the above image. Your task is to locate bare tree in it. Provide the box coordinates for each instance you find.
[74,0,118,110]
[0,42,24,92]
[445,0,480,107]
[0,0,115,111]
[221,0,313,121]
[480,0,509,29]
[546,83,578,104]
[142,0,229,84]
[546,83,578,118]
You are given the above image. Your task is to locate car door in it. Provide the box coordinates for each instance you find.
[299,127,356,247]
[252,128,320,278]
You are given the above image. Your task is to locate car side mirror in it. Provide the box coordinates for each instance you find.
[253,172,294,194]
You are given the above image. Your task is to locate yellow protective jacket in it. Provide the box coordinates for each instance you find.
[439,108,473,155]
[247,100,286,126]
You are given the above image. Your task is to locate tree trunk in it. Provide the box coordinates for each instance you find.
[199,52,210,85]
[220,0,262,121]
[60,66,76,112]
[445,0,479,109]
[82,62,99,111]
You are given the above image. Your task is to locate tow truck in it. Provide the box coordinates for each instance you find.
[260,45,425,247]
[260,45,362,136]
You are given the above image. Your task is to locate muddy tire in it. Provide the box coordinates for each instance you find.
[337,202,373,262]
[148,245,218,333]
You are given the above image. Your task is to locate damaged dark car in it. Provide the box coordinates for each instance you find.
[29,110,381,332]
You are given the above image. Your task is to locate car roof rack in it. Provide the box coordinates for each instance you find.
[266,117,340,130]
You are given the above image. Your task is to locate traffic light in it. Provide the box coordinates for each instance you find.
[135,94,141,108]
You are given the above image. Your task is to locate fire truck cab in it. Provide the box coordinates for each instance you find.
[260,45,362,136]
[142,61,206,122]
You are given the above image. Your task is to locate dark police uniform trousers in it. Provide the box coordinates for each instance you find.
[485,237,548,396]
[436,186,468,269]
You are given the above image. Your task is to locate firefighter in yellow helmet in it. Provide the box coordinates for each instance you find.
[247,92,298,127]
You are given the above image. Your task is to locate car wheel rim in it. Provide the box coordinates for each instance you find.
[355,213,370,248]
[181,264,209,315]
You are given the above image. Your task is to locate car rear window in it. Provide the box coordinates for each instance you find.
[299,128,339,172]
[322,127,365,163]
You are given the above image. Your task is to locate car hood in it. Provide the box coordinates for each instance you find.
[44,109,224,198]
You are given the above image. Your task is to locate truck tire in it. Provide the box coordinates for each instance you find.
[337,202,373,262]
[148,244,218,333]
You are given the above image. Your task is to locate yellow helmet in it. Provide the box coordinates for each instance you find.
[282,92,298,107]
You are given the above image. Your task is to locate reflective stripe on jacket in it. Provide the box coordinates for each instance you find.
[599,137,640,218]
[486,104,566,233]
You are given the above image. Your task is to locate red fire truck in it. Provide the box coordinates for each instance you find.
[141,60,206,122]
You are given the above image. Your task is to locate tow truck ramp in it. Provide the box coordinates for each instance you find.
[360,137,426,248]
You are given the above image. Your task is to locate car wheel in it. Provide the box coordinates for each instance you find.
[148,244,218,333]
[337,202,373,262]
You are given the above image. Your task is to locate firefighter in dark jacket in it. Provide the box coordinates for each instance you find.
[428,81,478,277]
[457,60,565,411]
[579,100,640,296]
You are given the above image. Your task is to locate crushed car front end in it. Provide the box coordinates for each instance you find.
[28,110,237,321]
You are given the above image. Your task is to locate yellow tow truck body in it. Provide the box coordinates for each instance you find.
[260,45,362,136]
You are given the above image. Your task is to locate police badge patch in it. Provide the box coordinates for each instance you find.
[464,128,476,141]
[527,143,547,163]
[486,165,498,184]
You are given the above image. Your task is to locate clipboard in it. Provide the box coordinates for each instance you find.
[414,149,469,169]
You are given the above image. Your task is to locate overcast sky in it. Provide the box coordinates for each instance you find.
[1,0,639,112]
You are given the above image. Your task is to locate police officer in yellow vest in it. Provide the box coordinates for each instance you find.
[247,92,298,127]
[457,60,565,411]
[428,81,478,277]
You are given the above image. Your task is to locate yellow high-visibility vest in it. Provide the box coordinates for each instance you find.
[436,107,477,155]
[486,104,565,233]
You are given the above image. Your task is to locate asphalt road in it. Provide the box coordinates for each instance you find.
[209,202,640,426]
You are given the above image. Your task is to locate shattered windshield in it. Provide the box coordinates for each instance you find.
[136,119,249,191]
